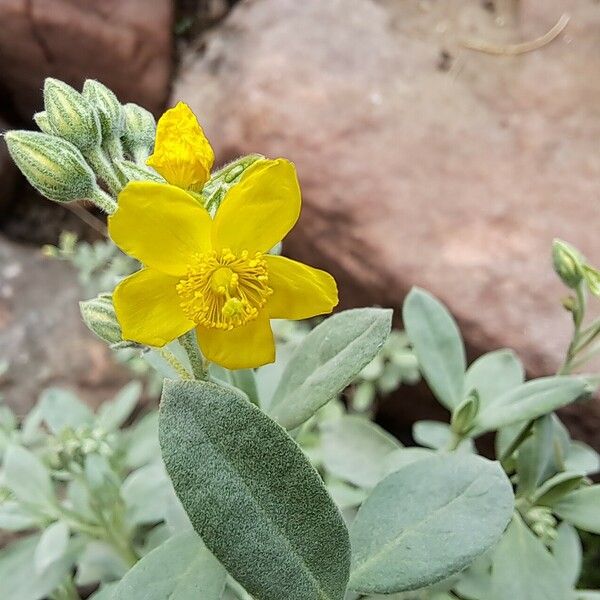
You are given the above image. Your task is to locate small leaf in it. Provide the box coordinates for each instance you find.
[3,445,55,509]
[553,522,582,588]
[159,379,351,600]
[532,472,585,506]
[490,513,569,600]
[474,377,587,434]
[516,415,554,497]
[465,349,524,407]
[34,521,70,574]
[382,447,435,479]
[553,485,600,533]
[37,388,94,433]
[121,463,177,526]
[412,420,474,452]
[269,308,392,429]
[349,454,513,593]
[124,411,161,469]
[96,381,142,431]
[112,532,226,600]
[565,441,600,475]
[403,288,466,409]
[0,501,38,531]
[321,416,401,488]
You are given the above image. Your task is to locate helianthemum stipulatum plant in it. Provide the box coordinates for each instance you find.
[4,78,600,600]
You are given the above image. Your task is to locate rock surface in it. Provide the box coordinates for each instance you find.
[173,0,600,442]
[0,0,173,119]
[0,237,131,415]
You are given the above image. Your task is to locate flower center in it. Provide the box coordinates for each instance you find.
[177,249,272,330]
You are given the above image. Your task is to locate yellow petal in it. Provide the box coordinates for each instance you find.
[146,102,214,191]
[211,159,301,254]
[196,310,275,370]
[113,268,194,347]
[265,255,338,320]
[109,181,212,277]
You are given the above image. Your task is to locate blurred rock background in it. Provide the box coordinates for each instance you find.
[1,0,600,444]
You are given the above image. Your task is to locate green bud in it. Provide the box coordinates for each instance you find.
[44,78,101,150]
[33,111,53,134]
[451,390,480,436]
[552,239,584,289]
[80,293,128,347]
[582,264,600,297]
[83,79,124,138]
[5,130,97,203]
[122,102,156,161]
[115,159,165,183]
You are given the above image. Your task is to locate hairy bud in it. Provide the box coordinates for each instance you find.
[33,111,53,135]
[83,79,124,139]
[122,102,156,162]
[80,293,128,347]
[44,78,101,150]
[5,130,97,203]
[552,239,583,289]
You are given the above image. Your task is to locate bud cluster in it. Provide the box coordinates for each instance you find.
[48,424,116,471]
[4,77,157,214]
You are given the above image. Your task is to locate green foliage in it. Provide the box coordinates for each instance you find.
[269,308,392,429]
[159,379,351,600]
[349,454,513,594]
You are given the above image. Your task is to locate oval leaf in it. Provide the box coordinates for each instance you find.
[474,376,588,435]
[553,485,600,534]
[112,532,225,600]
[349,453,513,594]
[159,379,351,600]
[34,520,70,574]
[403,288,466,409]
[269,308,392,430]
[321,416,401,488]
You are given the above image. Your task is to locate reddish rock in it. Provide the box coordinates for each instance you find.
[173,0,600,443]
[0,237,132,414]
[0,0,173,119]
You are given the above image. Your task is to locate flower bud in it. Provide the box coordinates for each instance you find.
[552,239,583,289]
[122,102,156,161]
[82,79,124,139]
[80,293,126,347]
[43,78,101,150]
[451,390,480,436]
[583,264,600,297]
[33,111,53,134]
[5,130,97,203]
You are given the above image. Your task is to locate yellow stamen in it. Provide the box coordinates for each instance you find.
[177,248,272,330]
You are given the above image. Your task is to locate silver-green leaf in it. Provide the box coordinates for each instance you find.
[349,454,513,594]
[269,308,392,430]
[159,379,351,600]
[403,288,466,410]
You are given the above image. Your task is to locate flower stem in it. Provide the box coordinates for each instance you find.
[85,145,123,196]
[179,330,208,380]
[89,186,118,214]
[157,348,193,380]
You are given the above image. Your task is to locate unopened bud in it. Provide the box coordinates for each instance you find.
[451,390,480,436]
[83,79,124,139]
[122,102,156,162]
[552,239,583,289]
[80,293,125,347]
[583,264,600,297]
[44,78,101,150]
[33,111,53,134]
[5,130,97,203]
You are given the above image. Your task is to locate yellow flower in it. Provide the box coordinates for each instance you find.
[108,159,338,370]
[146,102,214,191]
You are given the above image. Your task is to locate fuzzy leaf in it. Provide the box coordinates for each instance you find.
[349,454,513,593]
[403,288,466,409]
[269,308,392,430]
[321,416,401,488]
[474,377,588,434]
[159,379,350,600]
[553,485,600,533]
[112,532,225,600]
